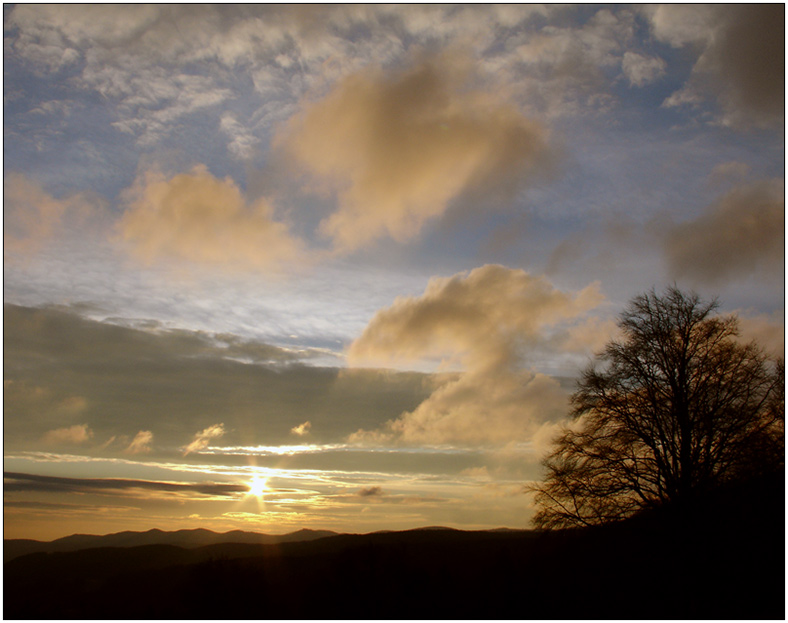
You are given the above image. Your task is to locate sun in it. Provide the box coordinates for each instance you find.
[247,476,269,497]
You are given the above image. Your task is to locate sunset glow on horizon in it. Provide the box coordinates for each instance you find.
[4,4,784,541]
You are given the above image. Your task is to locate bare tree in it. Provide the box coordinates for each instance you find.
[531,287,784,529]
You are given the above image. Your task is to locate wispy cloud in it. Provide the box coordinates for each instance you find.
[621,52,666,87]
[220,112,260,160]
[4,471,246,499]
[183,424,226,456]
[43,424,93,446]
[125,431,154,455]
[290,422,312,437]
[358,486,383,497]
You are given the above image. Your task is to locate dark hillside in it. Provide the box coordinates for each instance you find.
[4,527,339,562]
[4,472,783,619]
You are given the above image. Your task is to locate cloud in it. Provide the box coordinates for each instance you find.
[663,179,784,284]
[4,304,432,453]
[27,98,75,116]
[5,4,653,157]
[503,8,637,116]
[290,421,312,437]
[3,471,246,498]
[3,500,116,512]
[707,161,752,188]
[349,264,603,370]
[735,312,785,359]
[117,165,302,271]
[649,4,784,128]
[553,316,620,356]
[358,486,383,497]
[182,423,226,456]
[348,265,604,445]
[125,430,154,455]
[220,112,260,160]
[621,52,666,87]
[350,368,570,446]
[3,173,108,257]
[274,51,556,253]
[43,424,93,446]
[7,5,234,144]
[5,4,161,53]
[647,5,714,47]
[109,74,233,146]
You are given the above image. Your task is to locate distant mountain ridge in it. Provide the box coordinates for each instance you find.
[3,527,339,562]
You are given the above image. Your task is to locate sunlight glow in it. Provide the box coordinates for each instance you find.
[248,476,269,497]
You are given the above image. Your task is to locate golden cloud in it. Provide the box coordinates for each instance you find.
[350,368,569,445]
[117,166,302,271]
[182,423,226,456]
[43,424,93,446]
[735,312,785,359]
[125,430,154,455]
[274,51,556,253]
[290,421,312,436]
[349,264,603,370]
[4,173,108,257]
[348,265,604,445]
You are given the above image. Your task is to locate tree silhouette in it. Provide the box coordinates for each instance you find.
[531,286,784,529]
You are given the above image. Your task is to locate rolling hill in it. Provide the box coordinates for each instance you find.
[4,527,338,562]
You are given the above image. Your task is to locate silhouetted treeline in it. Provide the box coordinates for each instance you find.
[4,471,783,619]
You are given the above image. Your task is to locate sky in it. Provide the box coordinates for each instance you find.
[3,4,785,540]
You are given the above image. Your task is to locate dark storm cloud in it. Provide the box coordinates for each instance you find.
[3,471,246,497]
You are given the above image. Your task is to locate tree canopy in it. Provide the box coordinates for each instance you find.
[531,286,784,529]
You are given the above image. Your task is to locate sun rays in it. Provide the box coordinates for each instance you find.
[247,476,269,498]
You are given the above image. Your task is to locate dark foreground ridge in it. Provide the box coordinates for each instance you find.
[4,472,784,619]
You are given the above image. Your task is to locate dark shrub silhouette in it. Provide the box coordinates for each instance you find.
[532,286,784,529]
